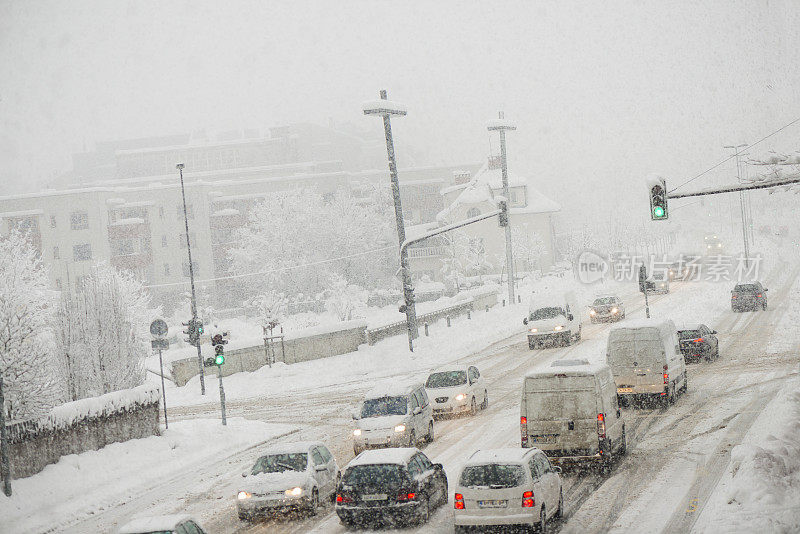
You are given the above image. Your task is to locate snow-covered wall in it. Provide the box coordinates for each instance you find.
[6,384,160,478]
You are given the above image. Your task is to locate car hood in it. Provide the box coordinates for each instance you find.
[427,385,469,398]
[241,470,310,493]
[357,414,407,431]
[527,317,568,331]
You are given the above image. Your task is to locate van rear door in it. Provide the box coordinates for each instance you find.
[524,376,598,455]
[607,330,665,394]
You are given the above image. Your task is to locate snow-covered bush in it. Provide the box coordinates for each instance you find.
[0,231,61,420]
[324,274,368,321]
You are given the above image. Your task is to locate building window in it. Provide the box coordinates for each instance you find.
[162,235,168,247]
[110,237,141,257]
[182,260,199,277]
[163,263,170,276]
[73,243,92,261]
[177,204,194,220]
[50,215,57,228]
[70,211,89,230]
[466,207,481,218]
[53,246,60,259]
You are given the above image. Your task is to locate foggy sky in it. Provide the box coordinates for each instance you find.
[1,0,798,218]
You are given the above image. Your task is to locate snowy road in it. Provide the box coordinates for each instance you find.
[63,264,800,534]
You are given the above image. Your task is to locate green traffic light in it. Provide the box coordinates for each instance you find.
[653,206,665,218]
[215,354,224,365]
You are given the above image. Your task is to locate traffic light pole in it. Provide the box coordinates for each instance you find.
[0,374,11,496]
[644,286,651,319]
[217,364,226,426]
[157,348,168,429]
[177,163,205,396]
[489,113,517,305]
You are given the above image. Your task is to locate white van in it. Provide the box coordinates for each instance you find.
[523,291,581,349]
[606,319,687,405]
[352,382,434,455]
[520,359,626,466]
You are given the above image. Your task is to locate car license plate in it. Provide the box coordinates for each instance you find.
[478,500,508,508]
[361,494,387,501]
[617,387,633,393]
[532,434,557,444]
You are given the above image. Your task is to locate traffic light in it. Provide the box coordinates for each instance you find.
[649,177,668,220]
[182,318,204,346]
[498,200,509,227]
[638,265,647,293]
[214,344,225,365]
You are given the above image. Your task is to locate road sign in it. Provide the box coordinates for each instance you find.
[149,318,169,338]
[151,338,170,350]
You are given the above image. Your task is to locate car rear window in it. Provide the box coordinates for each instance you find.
[525,389,597,420]
[734,284,758,292]
[426,371,467,388]
[459,464,526,489]
[677,330,701,340]
[343,464,407,488]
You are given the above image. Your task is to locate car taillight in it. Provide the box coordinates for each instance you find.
[757,294,762,298]
[663,372,669,384]
[454,493,465,509]
[597,413,606,439]
[397,492,416,502]
[520,416,528,446]
[522,490,535,507]
[691,338,703,343]
[336,493,353,504]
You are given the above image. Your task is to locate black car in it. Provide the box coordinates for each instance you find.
[677,323,719,362]
[731,282,768,311]
[335,448,448,528]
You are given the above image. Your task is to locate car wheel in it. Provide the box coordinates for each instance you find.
[715,347,720,360]
[555,488,564,518]
[575,326,582,342]
[539,504,547,533]
[481,390,488,410]
[470,397,477,416]
[529,340,536,350]
[408,430,416,447]
[309,488,319,516]
[425,421,434,443]
[416,494,430,525]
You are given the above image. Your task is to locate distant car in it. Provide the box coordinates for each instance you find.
[648,271,670,294]
[425,365,488,419]
[236,441,339,520]
[731,282,768,311]
[676,323,719,362]
[453,448,563,534]
[118,514,207,534]
[704,234,724,255]
[588,295,625,323]
[352,382,434,455]
[335,448,448,528]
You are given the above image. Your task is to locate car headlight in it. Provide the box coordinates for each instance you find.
[717,243,722,248]
[611,307,618,314]
[394,424,406,433]
[554,325,564,331]
[238,491,251,500]
[589,309,596,316]
[529,328,538,333]
[455,393,466,401]
[353,429,361,436]
[285,487,303,497]
[661,283,665,287]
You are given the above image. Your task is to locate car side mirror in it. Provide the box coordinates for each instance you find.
[351,409,360,420]
[413,407,422,415]
[616,409,621,418]
[433,463,444,471]
[764,288,769,291]
[567,314,574,322]
[711,330,717,334]
[242,472,248,478]
[523,318,528,325]
[553,466,562,474]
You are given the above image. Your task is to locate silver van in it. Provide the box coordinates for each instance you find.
[606,319,687,405]
[352,382,434,455]
[520,359,626,466]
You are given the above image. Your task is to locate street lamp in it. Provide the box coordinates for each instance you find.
[488,112,517,305]
[177,163,206,395]
[724,144,750,268]
[363,90,419,351]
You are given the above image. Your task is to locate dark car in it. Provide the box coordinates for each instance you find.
[588,295,625,323]
[335,448,448,528]
[731,282,768,312]
[677,323,719,362]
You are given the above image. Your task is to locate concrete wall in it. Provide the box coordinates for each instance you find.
[7,394,160,479]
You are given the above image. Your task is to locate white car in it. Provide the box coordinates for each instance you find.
[425,365,488,418]
[454,448,563,533]
[118,514,207,534]
[236,441,339,520]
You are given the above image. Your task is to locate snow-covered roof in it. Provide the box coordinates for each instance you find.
[118,514,197,533]
[261,440,326,455]
[405,221,440,241]
[465,448,532,466]
[0,208,43,218]
[348,447,417,467]
[364,380,424,400]
[675,323,704,332]
[486,118,517,131]
[361,99,408,116]
[525,359,608,379]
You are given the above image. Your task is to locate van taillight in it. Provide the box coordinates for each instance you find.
[597,413,606,439]
[522,490,535,507]
[663,373,669,384]
[521,416,527,425]
[520,416,528,446]
[454,493,465,509]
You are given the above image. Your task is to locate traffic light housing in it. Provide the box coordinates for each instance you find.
[182,318,204,346]
[214,344,225,365]
[498,200,509,227]
[638,264,647,293]
[649,177,668,220]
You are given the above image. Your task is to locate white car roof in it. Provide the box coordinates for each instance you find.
[676,323,704,331]
[465,448,536,466]
[610,318,676,336]
[428,365,471,375]
[347,447,418,467]
[118,514,197,533]
[526,359,609,379]
[364,381,423,400]
[261,440,326,455]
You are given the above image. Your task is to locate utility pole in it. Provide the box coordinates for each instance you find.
[488,113,517,305]
[177,163,205,395]
[724,145,750,268]
[0,374,11,496]
[363,90,418,351]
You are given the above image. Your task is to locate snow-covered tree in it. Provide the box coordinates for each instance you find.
[438,230,469,292]
[0,232,60,420]
[463,237,493,280]
[512,226,547,273]
[56,263,152,399]
[251,289,288,328]
[324,273,367,321]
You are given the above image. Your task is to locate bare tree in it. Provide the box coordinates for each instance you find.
[0,232,60,420]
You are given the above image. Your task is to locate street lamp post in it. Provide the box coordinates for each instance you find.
[177,163,206,395]
[363,90,418,351]
[488,112,517,305]
[724,144,750,268]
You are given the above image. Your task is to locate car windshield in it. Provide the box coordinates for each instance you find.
[459,464,526,489]
[734,284,759,293]
[250,452,308,475]
[530,307,565,320]
[426,371,467,388]
[361,396,407,417]
[593,297,615,305]
[343,464,406,488]
[677,330,702,340]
